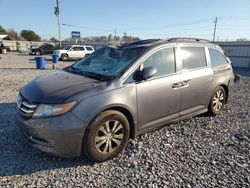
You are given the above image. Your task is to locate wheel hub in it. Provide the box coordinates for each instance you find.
[95,120,124,154]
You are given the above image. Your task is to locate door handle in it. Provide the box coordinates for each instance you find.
[182,79,191,85]
[172,82,182,88]
[172,79,191,89]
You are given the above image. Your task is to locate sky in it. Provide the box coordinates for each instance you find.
[0,0,250,41]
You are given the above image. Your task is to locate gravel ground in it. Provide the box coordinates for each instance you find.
[0,52,249,187]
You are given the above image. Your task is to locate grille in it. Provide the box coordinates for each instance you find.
[16,94,38,118]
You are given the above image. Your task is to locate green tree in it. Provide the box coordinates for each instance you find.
[49,37,58,42]
[20,30,41,41]
[0,25,7,34]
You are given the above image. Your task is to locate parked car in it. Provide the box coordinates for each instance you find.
[16,38,239,162]
[30,43,59,55]
[53,45,95,61]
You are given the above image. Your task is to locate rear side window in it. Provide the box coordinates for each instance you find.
[209,48,228,67]
[181,47,207,70]
[79,47,85,51]
[142,47,176,77]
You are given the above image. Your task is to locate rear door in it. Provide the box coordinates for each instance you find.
[45,45,54,54]
[78,47,86,58]
[176,46,213,115]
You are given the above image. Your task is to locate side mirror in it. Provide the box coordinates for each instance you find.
[142,66,157,80]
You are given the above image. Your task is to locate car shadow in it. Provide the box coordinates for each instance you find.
[0,102,94,177]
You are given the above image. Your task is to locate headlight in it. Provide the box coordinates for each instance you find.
[33,101,77,118]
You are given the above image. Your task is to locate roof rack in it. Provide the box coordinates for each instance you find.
[167,37,210,42]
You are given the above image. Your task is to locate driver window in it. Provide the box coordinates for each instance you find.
[125,47,176,84]
[142,47,175,78]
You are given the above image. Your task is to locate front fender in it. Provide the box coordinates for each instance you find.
[71,85,137,133]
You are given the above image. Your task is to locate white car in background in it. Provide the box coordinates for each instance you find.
[54,45,95,61]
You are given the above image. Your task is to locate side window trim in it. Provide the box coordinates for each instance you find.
[205,47,212,68]
[123,46,178,85]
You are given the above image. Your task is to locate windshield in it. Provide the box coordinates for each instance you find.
[71,46,147,79]
[64,45,72,50]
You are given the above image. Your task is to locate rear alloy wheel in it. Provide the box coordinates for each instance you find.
[208,86,226,115]
[61,54,69,61]
[83,110,130,162]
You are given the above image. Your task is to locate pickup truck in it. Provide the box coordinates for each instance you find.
[30,44,60,55]
[53,45,95,61]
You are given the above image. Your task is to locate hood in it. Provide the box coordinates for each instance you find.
[21,70,105,104]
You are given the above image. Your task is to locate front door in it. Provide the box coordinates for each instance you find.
[135,47,181,130]
[70,46,80,58]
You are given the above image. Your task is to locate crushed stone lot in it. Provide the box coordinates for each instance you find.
[0,52,249,187]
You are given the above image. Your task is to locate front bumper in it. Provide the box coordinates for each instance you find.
[15,110,86,157]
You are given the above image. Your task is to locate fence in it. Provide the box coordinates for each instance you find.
[1,40,108,53]
[217,41,250,69]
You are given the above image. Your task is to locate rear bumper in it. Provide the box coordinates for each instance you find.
[15,111,86,157]
[234,74,240,84]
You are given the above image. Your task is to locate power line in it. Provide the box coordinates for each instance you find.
[124,18,214,31]
[61,23,113,32]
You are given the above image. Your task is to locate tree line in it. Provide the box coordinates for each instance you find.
[0,25,140,43]
[0,25,41,41]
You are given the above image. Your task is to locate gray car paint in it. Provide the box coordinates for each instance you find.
[16,40,235,157]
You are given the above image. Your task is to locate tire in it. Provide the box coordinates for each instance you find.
[208,86,226,116]
[35,50,41,55]
[61,53,69,61]
[83,110,130,162]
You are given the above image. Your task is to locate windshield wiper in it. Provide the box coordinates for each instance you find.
[80,71,108,81]
[69,66,110,81]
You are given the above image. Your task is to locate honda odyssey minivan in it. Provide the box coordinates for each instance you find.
[16,38,237,162]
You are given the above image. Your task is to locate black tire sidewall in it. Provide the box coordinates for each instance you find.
[61,54,68,61]
[208,86,226,115]
[84,110,130,162]
[35,51,41,55]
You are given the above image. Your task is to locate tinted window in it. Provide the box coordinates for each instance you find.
[181,47,207,70]
[86,47,93,51]
[209,48,228,67]
[142,48,175,77]
[79,47,85,51]
[72,47,79,51]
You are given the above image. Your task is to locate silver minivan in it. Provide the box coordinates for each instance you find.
[15,38,237,162]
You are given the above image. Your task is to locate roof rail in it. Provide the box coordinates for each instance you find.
[120,39,161,47]
[167,37,210,42]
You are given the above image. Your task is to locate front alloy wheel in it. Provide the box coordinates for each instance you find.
[83,110,130,162]
[95,120,124,154]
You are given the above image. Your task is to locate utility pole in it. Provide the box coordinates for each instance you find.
[54,0,62,47]
[213,17,217,43]
[114,29,116,40]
